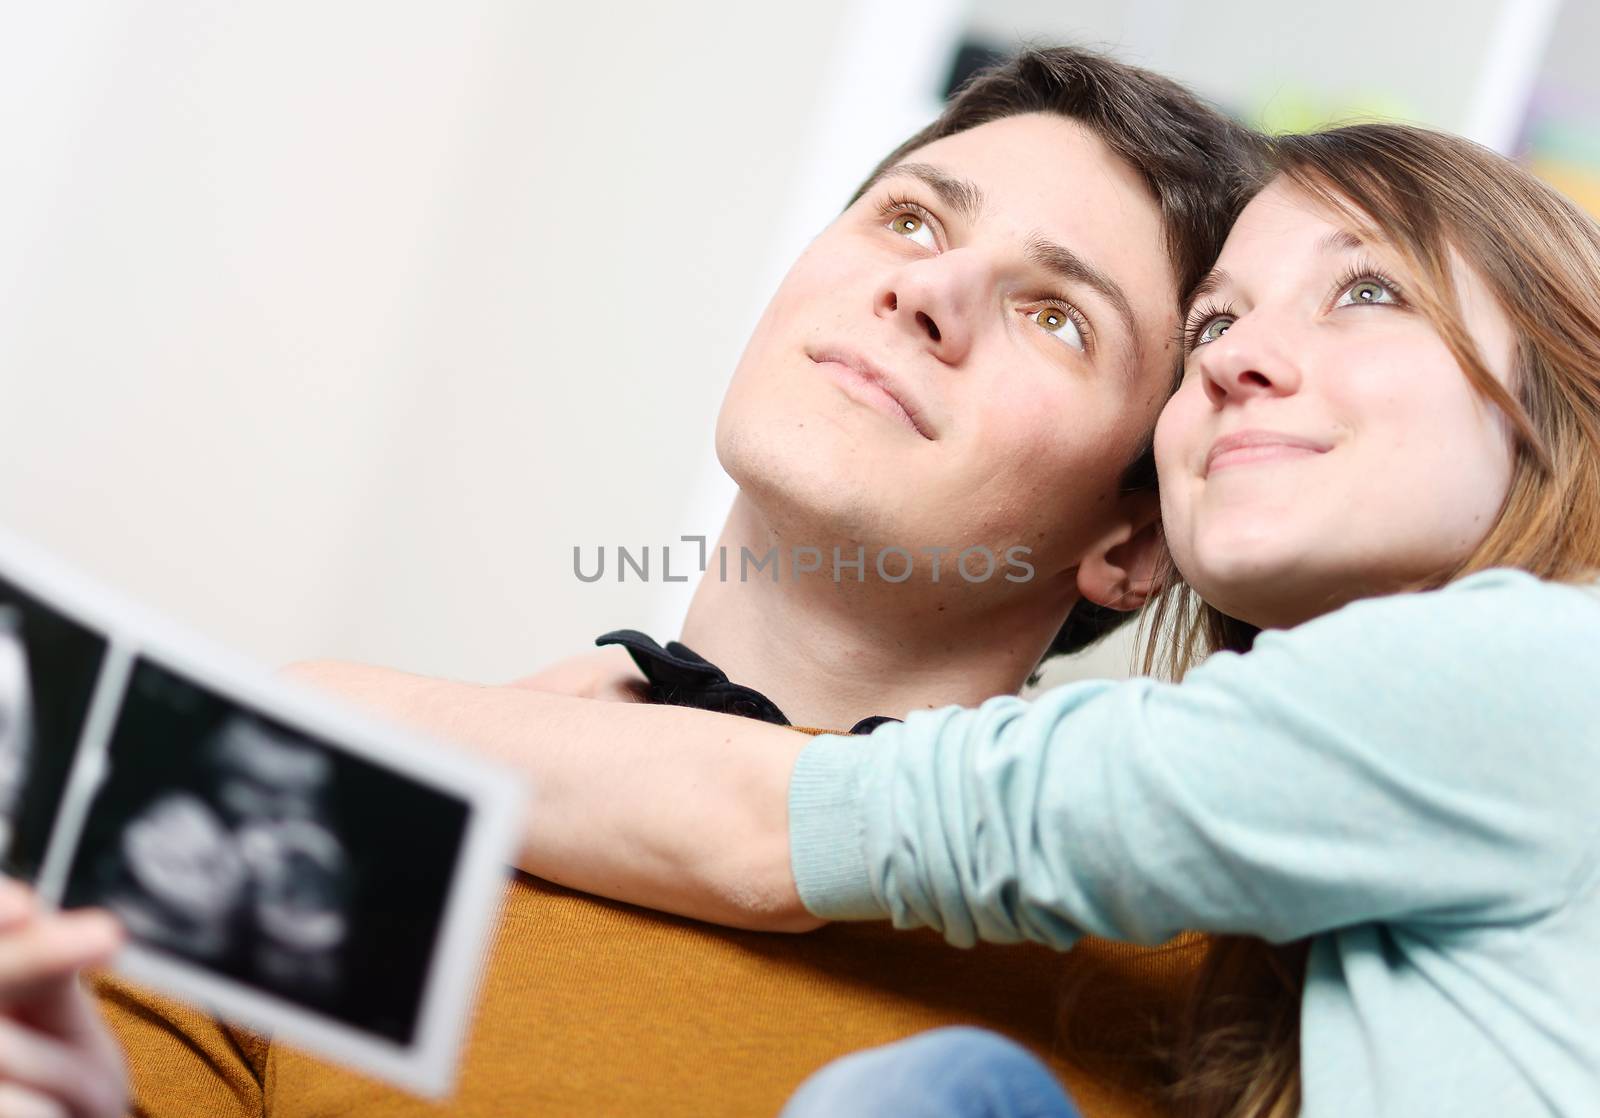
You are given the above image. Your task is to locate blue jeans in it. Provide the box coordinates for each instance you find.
[779,1027,1082,1118]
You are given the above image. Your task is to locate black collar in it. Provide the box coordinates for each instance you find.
[596,630,899,736]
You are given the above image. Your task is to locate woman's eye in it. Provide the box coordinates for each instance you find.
[1335,278,1399,307]
[1194,315,1235,346]
[1030,305,1086,351]
[888,212,936,250]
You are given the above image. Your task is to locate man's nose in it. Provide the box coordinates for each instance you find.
[874,251,983,365]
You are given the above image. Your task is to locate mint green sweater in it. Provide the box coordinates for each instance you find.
[790,569,1600,1116]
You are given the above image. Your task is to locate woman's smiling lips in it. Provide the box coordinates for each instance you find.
[809,349,934,440]
[1205,429,1331,476]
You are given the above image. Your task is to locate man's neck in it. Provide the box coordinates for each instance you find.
[676,496,1077,730]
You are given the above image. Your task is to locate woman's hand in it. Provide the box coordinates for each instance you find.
[0,877,129,1118]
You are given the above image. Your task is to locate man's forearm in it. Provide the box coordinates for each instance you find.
[281,661,821,931]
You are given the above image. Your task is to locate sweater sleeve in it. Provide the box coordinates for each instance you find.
[789,570,1600,948]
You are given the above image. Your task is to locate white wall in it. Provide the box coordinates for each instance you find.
[0,1,872,680]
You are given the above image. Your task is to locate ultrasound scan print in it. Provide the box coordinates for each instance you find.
[64,655,470,1044]
[0,610,35,865]
[0,536,515,1094]
[0,574,108,880]
[103,713,354,1001]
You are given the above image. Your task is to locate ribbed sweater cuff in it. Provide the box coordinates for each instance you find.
[787,734,886,921]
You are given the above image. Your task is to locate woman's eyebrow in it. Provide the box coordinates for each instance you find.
[1317,228,1366,254]
[1183,267,1232,312]
[873,162,986,224]
[1183,231,1369,313]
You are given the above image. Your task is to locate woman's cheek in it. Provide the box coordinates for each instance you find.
[1152,388,1198,475]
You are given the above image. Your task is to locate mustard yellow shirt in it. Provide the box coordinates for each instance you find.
[97,873,1204,1117]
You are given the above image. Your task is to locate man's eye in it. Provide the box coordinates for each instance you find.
[887,212,936,250]
[1030,305,1086,351]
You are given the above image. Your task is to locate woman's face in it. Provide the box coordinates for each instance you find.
[1154,179,1519,629]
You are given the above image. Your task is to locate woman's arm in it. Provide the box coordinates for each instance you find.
[288,571,1600,949]
[283,660,821,931]
[505,645,649,702]
[791,571,1600,948]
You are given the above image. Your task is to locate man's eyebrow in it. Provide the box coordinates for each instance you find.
[1026,233,1139,358]
[871,162,986,224]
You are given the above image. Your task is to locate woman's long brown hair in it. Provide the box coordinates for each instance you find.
[1132,123,1600,1118]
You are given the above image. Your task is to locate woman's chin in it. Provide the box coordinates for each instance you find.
[1182,519,1303,591]
[1181,540,1329,631]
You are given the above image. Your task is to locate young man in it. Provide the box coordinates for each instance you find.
[24,47,1261,1118]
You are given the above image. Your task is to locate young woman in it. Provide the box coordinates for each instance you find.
[5,121,1599,1116]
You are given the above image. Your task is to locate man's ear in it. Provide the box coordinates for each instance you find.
[1075,490,1165,612]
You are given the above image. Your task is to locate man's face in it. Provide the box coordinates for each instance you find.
[716,113,1179,584]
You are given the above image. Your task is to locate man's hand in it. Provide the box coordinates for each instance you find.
[0,878,128,1118]
[507,647,648,703]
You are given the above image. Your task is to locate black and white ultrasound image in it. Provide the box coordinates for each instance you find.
[0,573,108,881]
[62,657,472,1044]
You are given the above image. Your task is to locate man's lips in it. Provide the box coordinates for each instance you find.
[1205,429,1331,476]
[809,349,934,440]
